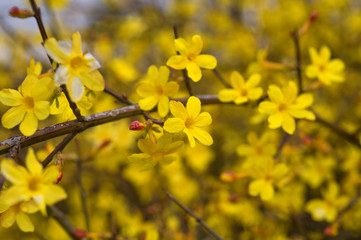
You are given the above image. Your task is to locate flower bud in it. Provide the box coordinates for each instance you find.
[9,7,34,19]
[129,121,145,130]
[72,228,87,239]
[220,171,237,183]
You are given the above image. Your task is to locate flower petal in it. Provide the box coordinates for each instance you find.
[194,112,212,127]
[44,38,70,64]
[163,82,179,97]
[195,55,217,69]
[186,96,201,117]
[19,112,38,136]
[0,207,16,228]
[54,66,70,86]
[68,77,84,101]
[218,89,238,102]
[26,148,42,175]
[186,62,202,82]
[167,56,188,70]
[158,95,169,117]
[0,89,23,106]
[81,70,105,92]
[16,212,34,232]
[1,159,28,184]
[138,139,155,154]
[246,74,261,88]
[268,113,283,129]
[268,85,284,103]
[183,128,196,147]
[34,101,50,120]
[281,114,296,134]
[158,66,170,85]
[190,127,213,146]
[139,96,158,111]
[31,77,55,101]
[163,118,185,133]
[137,83,154,97]
[1,106,26,129]
[189,35,203,55]
[258,101,277,114]
[174,38,189,55]
[230,71,245,89]
[43,185,67,205]
[169,101,188,119]
[71,32,83,56]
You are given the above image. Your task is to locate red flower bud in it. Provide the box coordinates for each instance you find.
[9,7,34,18]
[310,11,319,22]
[72,228,87,239]
[129,121,145,130]
[54,172,63,184]
[220,171,237,183]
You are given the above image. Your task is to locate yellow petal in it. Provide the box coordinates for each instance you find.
[258,101,277,114]
[284,82,297,103]
[44,38,70,63]
[230,71,245,89]
[158,66,170,85]
[281,114,296,134]
[139,96,158,111]
[194,55,217,69]
[44,185,67,205]
[190,127,213,146]
[183,128,196,147]
[20,201,39,214]
[234,96,248,104]
[194,112,212,127]
[166,55,188,70]
[268,113,283,129]
[174,38,189,55]
[169,101,188,119]
[163,82,179,97]
[163,141,184,155]
[248,88,263,100]
[158,95,169,117]
[186,96,201,117]
[68,77,84,101]
[0,89,23,106]
[268,85,284,103]
[32,77,55,101]
[246,74,261,88]
[320,46,331,62]
[1,159,28,184]
[260,182,274,201]
[16,212,34,232]
[34,101,50,120]
[137,83,154,97]
[71,32,83,56]
[43,165,59,183]
[249,179,264,197]
[25,148,42,175]
[138,139,155,154]
[19,74,38,97]
[1,106,26,129]
[163,118,185,133]
[186,62,202,82]
[309,47,319,63]
[189,35,203,55]
[0,207,16,228]
[218,89,238,102]
[81,70,105,92]
[19,112,38,136]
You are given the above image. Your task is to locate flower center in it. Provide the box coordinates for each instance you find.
[240,88,248,97]
[278,103,288,112]
[185,117,195,128]
[152,152,164,162]
[155,85,164,96]
[319,64,326,72]
[70,56,89,73]
[23,96,34,109]
[187,53,196,61]
[28,176,43,192]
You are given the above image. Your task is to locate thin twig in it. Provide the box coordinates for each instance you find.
[74,139,90,232]
[42,132,78,167]
[291,30,303,93]
[274,132,291,160]
[164,189,224,240]
[213,69,231,88]
[61,85,84,122]
[48,205,78,240]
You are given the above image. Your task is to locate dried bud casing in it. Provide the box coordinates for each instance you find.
[9,7,34,18]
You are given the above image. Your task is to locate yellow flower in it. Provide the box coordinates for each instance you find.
[248,158,288,201]
[258,82,315,134]
[44,32,104,101]
[166,35,217,82]
[0,148,67,215]
[0,199,39,232]
[306,182,349,222]
[137,65,179,117]
[163,96,213,147]
[218,72,263,104]
[128,134,184,171]
[305,46,345,85]
[0,74,55,136]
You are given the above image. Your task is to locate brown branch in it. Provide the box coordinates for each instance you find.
[61,85,84,122]
[0,95,221,156]
[42,132,78,167]
[164,189,224,240]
